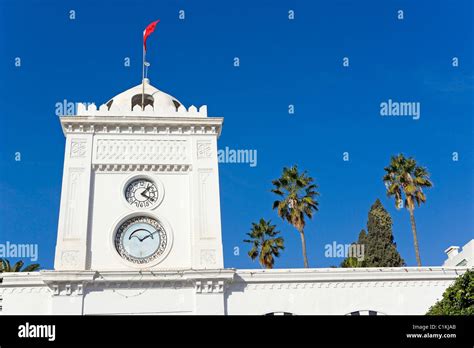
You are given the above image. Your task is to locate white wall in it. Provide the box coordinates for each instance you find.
[1,267,467,315]
[83,287,195,315]
[225,280,451,315]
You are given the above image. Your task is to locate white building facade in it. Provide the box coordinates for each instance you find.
[0,80,471,315]
[443,240,474,268]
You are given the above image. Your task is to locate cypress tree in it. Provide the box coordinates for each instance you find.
[364,199,405,267]
[341,199,405,267]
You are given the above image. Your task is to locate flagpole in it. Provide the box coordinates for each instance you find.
[141,42,145,111]
[141,20,159,111]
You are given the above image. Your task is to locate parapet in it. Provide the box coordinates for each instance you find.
[73,103,208,117]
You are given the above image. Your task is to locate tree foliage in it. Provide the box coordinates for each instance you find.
[244,219,285,269]
[383,153,433,266]
[427,270,474,315]
[0,259,40,272]
[271,165,319,267]
[341,199,405,267]
[340,230,367,268]
[0,259,41,283]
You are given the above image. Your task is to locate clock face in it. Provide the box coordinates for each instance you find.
[125,178,159,209]
[115,216,168,264]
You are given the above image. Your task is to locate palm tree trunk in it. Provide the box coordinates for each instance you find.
[408,207,422,266]
[299,230,309,268]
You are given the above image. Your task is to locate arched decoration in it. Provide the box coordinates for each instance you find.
[131,93,154,110]
[106,99,114,109]
[172,99,181,111]
[346,310,386,316]
[264,312,295,316]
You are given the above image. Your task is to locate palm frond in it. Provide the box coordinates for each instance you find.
[243,219,285,269]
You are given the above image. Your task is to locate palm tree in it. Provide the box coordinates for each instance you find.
[271,165,319,268]
[0,259,40,272]
[243,219,285,269]
[383,154,433,266]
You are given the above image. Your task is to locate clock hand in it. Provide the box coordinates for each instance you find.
[129,229,153,241]
[138,230,158,242]
[140,185,152,198]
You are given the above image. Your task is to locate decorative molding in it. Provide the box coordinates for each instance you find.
[200,249,216,266]
[75,102,208,117]
[198,170,214,239]
[234,267,468,285]
[59,117,223,137]
[106,281,190,291]
[63,168,84,239]
[39,271,96,297]
[95,139,188,163]
[197,141,212,159]
[61,250,80,268]
[0,287,51,295]
[234,279,456,291]
[70,139,87,158]
[49,283,84,297]
[92,163,192,173]
[195,280,224,294]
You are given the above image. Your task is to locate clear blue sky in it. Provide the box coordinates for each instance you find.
[0,0,472,269]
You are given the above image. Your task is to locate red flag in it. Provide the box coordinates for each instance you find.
[143,20,160,51]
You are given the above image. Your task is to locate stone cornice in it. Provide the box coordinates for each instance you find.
[40,270,97,283]
[234,267,471,284]
[0,272,45,287]
[0,271,96,297]
[0,269,236,295]
[1,267,469,295]
[40,271,96,296]
[92,269,235,283]
[59,116,223,137]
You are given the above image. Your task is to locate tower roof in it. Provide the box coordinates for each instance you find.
[105,79,182,112]
[72,79,209,118]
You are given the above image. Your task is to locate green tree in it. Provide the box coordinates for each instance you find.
[427,270,474,315]
[383,154,432,266]
[271,165,319,268]
[0,259,40,272]
[364,199,405,267]
[341,200,405,268]
[340,255,363,268]
[243,219,284,269]
[340,230,367,268]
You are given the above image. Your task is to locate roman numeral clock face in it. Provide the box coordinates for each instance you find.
[125,178,158,208]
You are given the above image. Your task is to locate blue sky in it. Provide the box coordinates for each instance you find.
[0,0,472,269]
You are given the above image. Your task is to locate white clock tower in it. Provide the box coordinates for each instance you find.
[2,78,463,316]
[54,79,224,271]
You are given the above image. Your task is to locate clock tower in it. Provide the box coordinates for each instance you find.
[54,79,224,271]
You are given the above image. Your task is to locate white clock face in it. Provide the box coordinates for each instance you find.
[115,216,167,264]
[125,178,158,209]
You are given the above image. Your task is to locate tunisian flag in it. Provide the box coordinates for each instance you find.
[143,20,160,51]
